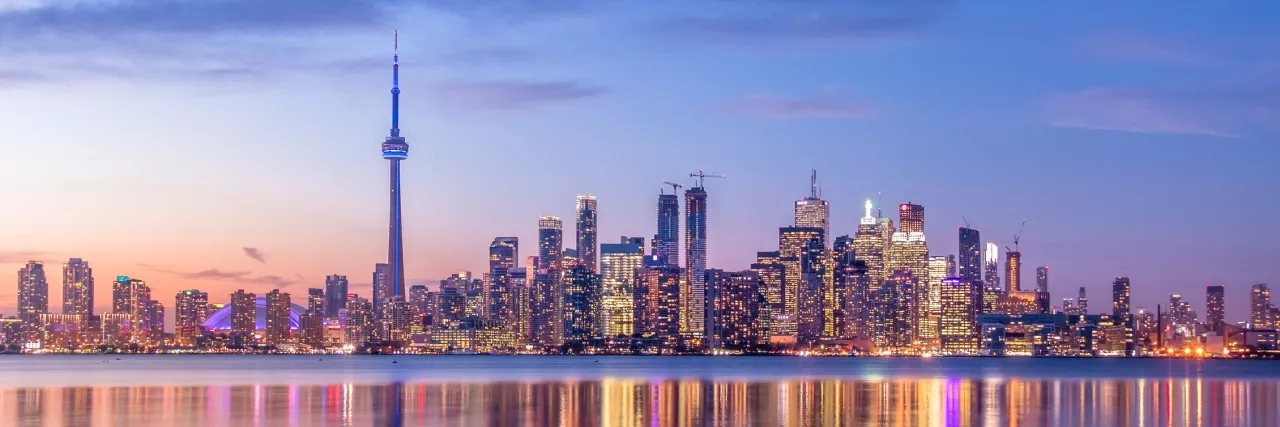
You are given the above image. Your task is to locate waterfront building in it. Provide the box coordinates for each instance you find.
[600,242,643,338]
[324,275,348,319]
[61,258,93,318]
[576,195,598,272]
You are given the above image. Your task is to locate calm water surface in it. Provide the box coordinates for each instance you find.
[1,355,1278,426]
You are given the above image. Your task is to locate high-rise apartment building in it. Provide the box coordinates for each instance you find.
[875,270,918,351]
[306,288,324,317]
[576,195,598,272]
[1112,277,1131,317]
[489,237,519,272]
[1206,285,1225,334]
[229,290,257,339]
[112,276,154,342]
[600,242,643,338]
[61,258,93,318]
[264,290,292,345]
[324,275,348,319]
[344,295,374,345]
[939,278,980,355]
[654,193,680,265]
[794,170,830,247]
[751,256,787,339]
[563,265,601,342]
[528,270,561,347]
[853,200,888,286]
[1251,284,1273,329]
[18,262,49,340]
[983,242,999,290]
[684,186,709,340]
[633,265,682,348]
[372,263,393,321]
[1004,251,1022,292]
[1035,266,1048,292]
[1078,287,1089,314]
[538,216,564,270]
[710,270,765,351]
[174,289,208,346]
[958,228,981,282]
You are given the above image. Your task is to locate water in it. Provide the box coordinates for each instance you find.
[1,355,1278,426]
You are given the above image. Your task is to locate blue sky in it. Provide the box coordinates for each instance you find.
[1,0,1278,323]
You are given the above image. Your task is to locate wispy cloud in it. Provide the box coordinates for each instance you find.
[660,1,943,49]
[1080,34,1213,66]
[1044,84,1280,138]
[429,80,606,111]
[242,247,267,264]
[0,250,50,263]
[142,265,297,287]
[722,93,872,119]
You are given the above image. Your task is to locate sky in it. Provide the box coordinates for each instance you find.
[1,0,1279,326]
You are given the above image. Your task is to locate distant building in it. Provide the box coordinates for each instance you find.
[324,275,348,319]
[654,193,680,265]
[61,258,94,318]
[229,290,257,341]
[576,195,598,272]
[1251,284,1273,329]
[709,270,766,351]
[538,216,563,270]
[853,200,888,284]
[18,261,48,343]
[306,288,324,317]
[958,228,982,282]
[344,296,374,345]
[1004,251,1022,293]
[563,265,601,342]
[633,265,682,349]
[939,278,981,355]
[174,289,208,346]
[1206,285,1225,334]
[372,263,391,318]
[684,186,709,341]
[489,237,519,272]
[794,170,830,247]
[265,290,292,345]
[983,242,1000,291]
[600,242,643,338]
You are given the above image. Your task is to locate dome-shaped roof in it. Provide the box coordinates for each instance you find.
[201,297,308,331]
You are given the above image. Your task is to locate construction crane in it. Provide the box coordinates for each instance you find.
[962,216,971,229]
[689,169,726,188]
[660,180,683,195]
[1013,222,1024,251]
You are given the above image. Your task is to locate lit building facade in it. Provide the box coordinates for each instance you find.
[600,242,643,338]
[683,186,709,341]
[174,289,208,346]
[537,216,564,270]
[983,242,999,291]
[489,237,519,272]
[563,265,601,342]
[265,289,292,345]
[1004,251,1022,292]
[306,288,324,316]
[324,274,348,319]
[1251,284,1273,329]
[898,203,924,233]
[779,227,824,339]
[939,278,980,355]
[633,265,682,348]
[710,270,765,351]
[958,228,982,282]
[576,195,598,272]
[794,170,829,247]
[1206,285,1225,334]
[17,261,48,342]
[654,193,680,265]
[853,200,888,286]
[229,289,257,340]
[344,296,374,345]
[61,258,94,318]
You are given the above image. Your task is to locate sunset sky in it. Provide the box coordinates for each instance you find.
[1,1,1278,325]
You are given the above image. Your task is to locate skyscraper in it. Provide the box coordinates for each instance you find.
[111,276,152,342]
[372,263,391,316]
[1004,251,1022,292]
[898,203,924,233]
[265,290,291,345]
[18,262,48,341]
[174,289,208,346]
[939,278,980,355]
[633,265,682,348]
[576,195,598,272]
[1078,287,1089,314]
[229,289,256,341]
[489,237,519,272]
[600,242,643,338]
[344,295,374,345]
[1206,285,1225,334]
[710,270,765,351]
[1251,284,1273,329]
[684,185,709,340]
[324,275,348,319]
[794,169,830,247]
[307,288,325,316]
[61,258,93,318]
[1035,266,1049,292]
[563,264,601,342]
[381,31,409,307]
[983,242,999,290]
[654,192,680,265]
[958,228,981,282]
[1112,277,1131,317]
[537,216,564,270]
[853,199,889,286]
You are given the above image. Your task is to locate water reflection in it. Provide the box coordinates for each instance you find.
[2,377,1278,426]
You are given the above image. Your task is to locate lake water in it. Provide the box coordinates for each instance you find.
[1,355,1278,426]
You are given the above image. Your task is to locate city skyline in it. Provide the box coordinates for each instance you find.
[2,1,1279,326]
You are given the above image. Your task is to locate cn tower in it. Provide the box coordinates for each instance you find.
[381,30,408,301]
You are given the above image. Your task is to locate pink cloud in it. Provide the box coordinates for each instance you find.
[722,94,873,119]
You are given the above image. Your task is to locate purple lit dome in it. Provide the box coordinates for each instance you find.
[201,297,308,331]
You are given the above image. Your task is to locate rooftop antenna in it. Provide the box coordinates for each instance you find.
[876,191,883,218]
[809,169,819,199]
[390,28,400,137]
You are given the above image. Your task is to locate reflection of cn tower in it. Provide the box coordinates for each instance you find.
[381,30,409,300]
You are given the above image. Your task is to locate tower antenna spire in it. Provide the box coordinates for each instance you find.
[390,29,401,137]
[809,169,818,199]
